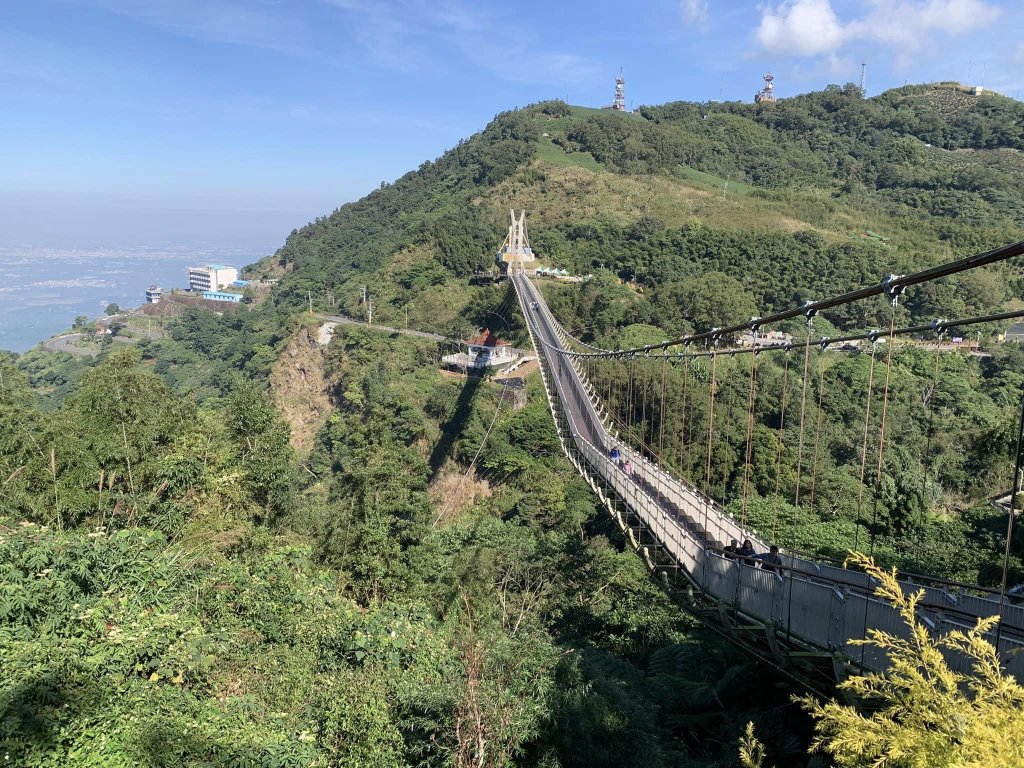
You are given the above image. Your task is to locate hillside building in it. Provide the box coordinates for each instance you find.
[145,285,163,304]
[201,290,243,304]
[188,264,238,293]
[441,328,518,372]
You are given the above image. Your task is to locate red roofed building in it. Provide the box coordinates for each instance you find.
[442,327,517,371]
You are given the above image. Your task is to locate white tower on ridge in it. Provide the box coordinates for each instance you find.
[755,72,776,103]
[613,70,625,111]
[498,209,535,270]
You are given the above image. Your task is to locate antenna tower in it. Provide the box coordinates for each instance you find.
[613,69,625,111]
[754,72,776,104]
[860,62,867,96]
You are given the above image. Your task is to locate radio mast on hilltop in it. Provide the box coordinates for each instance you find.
[754,72,776,104]
[613,69,625,111]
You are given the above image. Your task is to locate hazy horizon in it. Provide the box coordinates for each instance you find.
[0,191,341,253]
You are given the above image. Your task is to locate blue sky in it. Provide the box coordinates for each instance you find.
[1,0,1021,251]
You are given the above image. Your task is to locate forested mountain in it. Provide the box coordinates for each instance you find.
[3,83,1024,766]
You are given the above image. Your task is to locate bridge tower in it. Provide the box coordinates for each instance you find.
[497,209,535,271]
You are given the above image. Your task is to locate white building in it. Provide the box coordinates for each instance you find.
[187,264,238,293]
[145,285,163,304]
[441,328,517,372]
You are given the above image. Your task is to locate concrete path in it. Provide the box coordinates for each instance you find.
[317,314,447,344]
[42,332,134,356]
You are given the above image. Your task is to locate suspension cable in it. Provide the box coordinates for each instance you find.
[869,305,899,555]
[854,340,878,552]
[658,355,668,465]
[860,302,899,668]
[772,351,791,542]
[705,346,719,495]
[794,321,813,507]
[919,339,942,546]
[640,353,650,458]
[555,239,1024,357]
[741,349,758,528]
[622,360,630,444]
[549,306,1024,363]
[997,384,1024,652]
[809,353,826,510]
[680,356,690,479]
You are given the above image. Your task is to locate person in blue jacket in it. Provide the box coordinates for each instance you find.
[609,446,621,463]
[757,545,784,573]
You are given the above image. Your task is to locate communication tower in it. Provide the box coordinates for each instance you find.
[860,62,867,96]
[754,72,776,104]
[613,69,625,111]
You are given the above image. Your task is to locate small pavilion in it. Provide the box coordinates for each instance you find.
[441,328,517,372]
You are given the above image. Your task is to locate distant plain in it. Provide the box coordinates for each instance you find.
[0,244,266,352]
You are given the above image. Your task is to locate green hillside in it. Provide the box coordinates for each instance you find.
[4,83,1024,766]
[260,85,1023,335]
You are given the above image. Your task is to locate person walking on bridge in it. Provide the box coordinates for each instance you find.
[737,539,756,565]
[610,446,621,464]
[757,545,784,574]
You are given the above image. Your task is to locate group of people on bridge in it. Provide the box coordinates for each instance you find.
[608,445,784,575]
[724,540,784,574]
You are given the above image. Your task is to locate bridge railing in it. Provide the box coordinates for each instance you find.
[520,276,770,549]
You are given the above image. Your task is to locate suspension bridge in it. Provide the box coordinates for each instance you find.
[507,239,1024,692]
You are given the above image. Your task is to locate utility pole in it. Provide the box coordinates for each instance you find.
[361,286,366,305]
[405,305,409,332]
[307,290,313,314]
[368,297,373,327]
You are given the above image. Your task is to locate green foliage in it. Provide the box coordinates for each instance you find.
[227,382,298,521]
[798,553,1024,768]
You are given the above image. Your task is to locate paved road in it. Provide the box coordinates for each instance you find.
[318,314,447,342]
[317,314,531,357]
[42,333,134,356]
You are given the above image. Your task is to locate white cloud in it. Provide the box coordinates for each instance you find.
[756,0,846,56]
[682,0,709,25]
[755,0,1002,57]
[848,0,1002,46]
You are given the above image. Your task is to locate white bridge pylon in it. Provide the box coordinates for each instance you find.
[498,209,535,269]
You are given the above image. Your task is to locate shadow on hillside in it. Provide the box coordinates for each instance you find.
[137,719,280,767]
[428,372,485,476]
[0,673,65,755]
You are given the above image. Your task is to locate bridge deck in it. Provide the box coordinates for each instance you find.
[513,274,1024,685]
